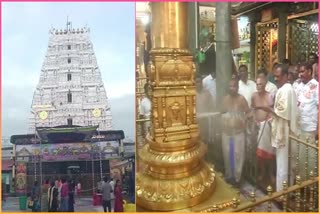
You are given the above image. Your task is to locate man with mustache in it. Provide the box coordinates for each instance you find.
[251,76,275,185]
[221,78,250,187]
[256,64,298,191]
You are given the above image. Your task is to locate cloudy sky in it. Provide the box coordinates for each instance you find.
[2,2,135,140]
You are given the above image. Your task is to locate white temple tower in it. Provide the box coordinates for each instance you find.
[28,24,112,133]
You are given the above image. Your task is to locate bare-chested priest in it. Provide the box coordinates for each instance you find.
[251,76,276,185]
[221,78,250,187]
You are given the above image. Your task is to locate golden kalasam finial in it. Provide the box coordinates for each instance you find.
[295,175,301,211]
[282,180,288,211]
[136,2,215,211]
[309,171,314,211]
[267,185,273,212]
[250,191,256,212]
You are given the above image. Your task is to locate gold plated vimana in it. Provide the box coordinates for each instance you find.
[136,2,216,211]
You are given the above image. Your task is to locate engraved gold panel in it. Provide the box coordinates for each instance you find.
[136,162,215,211]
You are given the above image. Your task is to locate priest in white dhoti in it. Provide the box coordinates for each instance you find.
[221,78,250,187]
[258,64,298,192]
[251,76,276,184]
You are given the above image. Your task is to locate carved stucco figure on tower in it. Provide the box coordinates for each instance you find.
[28,25,112,133]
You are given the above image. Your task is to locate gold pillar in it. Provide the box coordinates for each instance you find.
[136,2,215,211]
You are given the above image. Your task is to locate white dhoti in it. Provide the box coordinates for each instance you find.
[276,145,289,192]
[256,121,275,159]
[272,83,298,192]
[222,132,245,183]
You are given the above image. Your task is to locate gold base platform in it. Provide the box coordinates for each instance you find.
[137,173,240,212]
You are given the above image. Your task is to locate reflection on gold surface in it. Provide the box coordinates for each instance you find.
[136,2,215,211]
[136,174,239,212]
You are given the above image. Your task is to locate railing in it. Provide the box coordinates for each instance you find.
[198,174,318,212]
[198,111,319,212]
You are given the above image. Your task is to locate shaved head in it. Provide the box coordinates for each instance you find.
[256,76,266,93]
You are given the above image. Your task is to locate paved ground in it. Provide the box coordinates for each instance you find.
[2,196,104,212]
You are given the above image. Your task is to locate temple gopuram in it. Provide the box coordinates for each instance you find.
[9,23,135,195]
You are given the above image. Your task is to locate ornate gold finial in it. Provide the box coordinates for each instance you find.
[295,175,301,211]
[212,204,218,212]
[250,191,256,212]
[305,145,309,180]
[310,170,314,179]
[296,142,300,177]
[267,185,273,212]
[232,197,238,208]
[309,171,314,211]
[296,175,301,185]
[282,180,288,190]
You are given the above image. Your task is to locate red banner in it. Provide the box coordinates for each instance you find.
[15,162,27,194]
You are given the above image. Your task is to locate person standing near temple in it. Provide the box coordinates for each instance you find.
[60,178,69,212]
[221,78,250,187]
[109,178,115,211]
[288,65,299,85]
[76,181,81,200]
[54,179,61,211]
[295,62,318,179]
[308,53,318,80]
[41,179,50,211]
[202,71,216,107]
[238,65,257,155]
[68,180,75,212]
[114,180,124,212]
[251,76,276,185]
[259,64,298,191]
[31,181,40,212]
[238,65,256,107]
[257,68,278,100]
[48,181,59,212]
[101,177,112,212]
[196,76,215,143]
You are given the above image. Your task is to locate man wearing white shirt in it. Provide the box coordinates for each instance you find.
[292,65,302,92]
[259,64,298,191]
[202,72,216,107]
[238,65,256,107]
[238,65,257,152]
[294,62,318,180]
[109,178,115,211]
